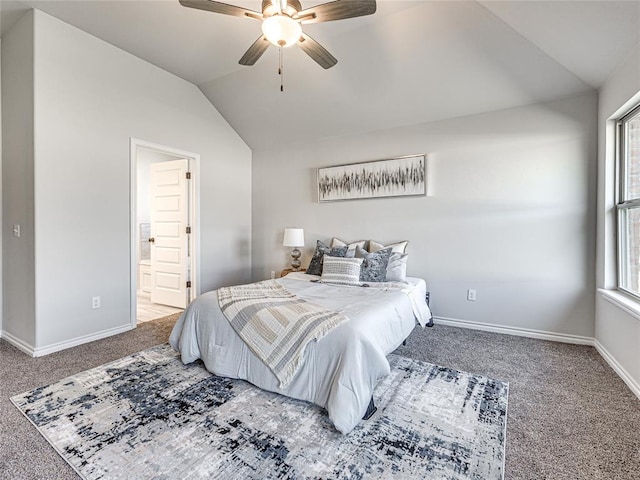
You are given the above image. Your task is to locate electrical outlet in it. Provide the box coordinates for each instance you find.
[467,289,476,301]
[270,271,276,279]
[92,296,101,309]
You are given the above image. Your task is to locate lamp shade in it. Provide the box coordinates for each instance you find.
[283,228,304,247]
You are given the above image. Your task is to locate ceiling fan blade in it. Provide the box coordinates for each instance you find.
[297,33,337,69]
[239,35,270,66]
[296,0,376,24]
[179,0,262,20]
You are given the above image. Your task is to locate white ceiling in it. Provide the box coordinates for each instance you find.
[1,0,639,149]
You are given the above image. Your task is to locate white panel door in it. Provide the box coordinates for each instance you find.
[150,159,189,308]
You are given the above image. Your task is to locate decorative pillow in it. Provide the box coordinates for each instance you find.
[369,240,408,254]
[330,237,367,257]
[386,252,408,282]
[355,246,392,282]
[320,256,363,286]
[306,240,349,276]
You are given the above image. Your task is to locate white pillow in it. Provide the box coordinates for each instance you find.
[320,256,363,286]
[369,240,409,254]
[386,252,409,282]
[330,237,366,257]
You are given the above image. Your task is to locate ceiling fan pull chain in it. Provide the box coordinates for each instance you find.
[279,46,284,92]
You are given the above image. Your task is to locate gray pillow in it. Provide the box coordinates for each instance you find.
[307,240,349,276]
[386,252,408,282]
[355,246,392,282]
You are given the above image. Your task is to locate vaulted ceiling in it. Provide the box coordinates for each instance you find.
[2,0,639,149]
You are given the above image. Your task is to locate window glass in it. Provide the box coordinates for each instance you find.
[618,206,640,295]
[624,112,640,200]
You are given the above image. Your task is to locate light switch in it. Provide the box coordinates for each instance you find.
[12,225,21,238]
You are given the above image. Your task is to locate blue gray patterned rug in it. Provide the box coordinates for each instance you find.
[11,344,508,479]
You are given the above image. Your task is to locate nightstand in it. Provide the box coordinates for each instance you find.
[280,268,306,278]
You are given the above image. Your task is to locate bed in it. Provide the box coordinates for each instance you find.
[169,272,432,434]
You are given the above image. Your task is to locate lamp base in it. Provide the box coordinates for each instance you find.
[290,247,301,271]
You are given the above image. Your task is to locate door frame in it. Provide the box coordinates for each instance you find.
[129,138,201,327]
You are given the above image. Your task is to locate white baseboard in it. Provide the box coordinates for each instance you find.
[594,339,640,401]
[33,324,135,357]
[433,316,595,345]
[1,324,135,357]
[0,330,36,356]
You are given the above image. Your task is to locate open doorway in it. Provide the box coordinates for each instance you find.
[129,138,200,326]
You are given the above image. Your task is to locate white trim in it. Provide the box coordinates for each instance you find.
[598,288,640,322]
[129,138,201,327]
[433,316,595,345]
[594,339,640,401]
[191,152,201,299]
[1,330,36,356]
[32,324,134,357]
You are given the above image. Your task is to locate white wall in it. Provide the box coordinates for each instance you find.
[1,11,35,349]
[596,39,640,397]
[253,93,598,339]
[2,9,252,354]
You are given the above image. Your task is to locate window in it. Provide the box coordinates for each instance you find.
[617,103,640,297]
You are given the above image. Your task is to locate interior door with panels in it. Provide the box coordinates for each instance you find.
[149,159,190,308]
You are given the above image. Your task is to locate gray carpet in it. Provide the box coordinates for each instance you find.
[1,316,639,479]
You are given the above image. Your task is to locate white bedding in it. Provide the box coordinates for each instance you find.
[169,273,432,434]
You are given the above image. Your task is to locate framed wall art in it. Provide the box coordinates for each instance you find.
[317,154,426,202]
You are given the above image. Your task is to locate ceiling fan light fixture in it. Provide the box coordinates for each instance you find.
[262,14,301,47]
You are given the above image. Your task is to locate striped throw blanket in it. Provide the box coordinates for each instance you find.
[218,280,348,388]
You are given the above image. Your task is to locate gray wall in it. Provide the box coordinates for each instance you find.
[253,93,598,338]
[1,11,35,348]
[2,10,252,353]
[596,38,640,395]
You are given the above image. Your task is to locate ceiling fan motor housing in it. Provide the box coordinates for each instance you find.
[261,0,302,18]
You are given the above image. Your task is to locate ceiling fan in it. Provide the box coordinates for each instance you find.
[179,0,377,69]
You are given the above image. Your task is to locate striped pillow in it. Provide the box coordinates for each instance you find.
[320,256,363,286]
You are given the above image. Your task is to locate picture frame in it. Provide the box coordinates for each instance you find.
[317,154,426,202]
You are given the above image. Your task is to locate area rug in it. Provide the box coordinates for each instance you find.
[11,344,508,480]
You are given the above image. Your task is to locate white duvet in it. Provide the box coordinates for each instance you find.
[169,272,432,434]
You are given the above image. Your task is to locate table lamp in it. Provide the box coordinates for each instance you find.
[283,228,304,271]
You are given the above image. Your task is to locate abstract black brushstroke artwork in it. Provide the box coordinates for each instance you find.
[318,154,426,202]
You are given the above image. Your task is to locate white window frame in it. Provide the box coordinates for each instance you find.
[616,102,640,299]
